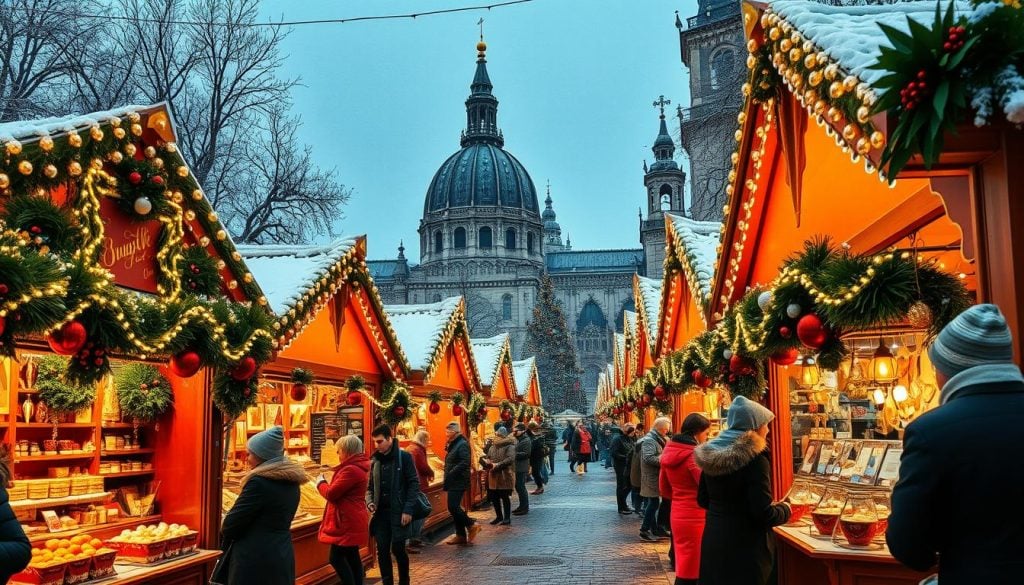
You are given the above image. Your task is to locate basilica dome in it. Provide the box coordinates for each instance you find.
[424,142,539,213]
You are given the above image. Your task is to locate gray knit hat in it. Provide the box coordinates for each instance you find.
[495,427,509,437]
[929,304,1014,378]
[248,425,284,462]
[725,396,775,432]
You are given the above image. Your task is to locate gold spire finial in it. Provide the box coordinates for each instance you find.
[477,18,487,56]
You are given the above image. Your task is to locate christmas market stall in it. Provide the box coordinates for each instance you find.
[231,238,409,583]
[0,104,279,583]
[469,333,518,506]
[383,297,482,530]
[655,0,1022,582]
[511,357,543,410]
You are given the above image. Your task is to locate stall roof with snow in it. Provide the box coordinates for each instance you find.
[384,297,480,390]
[470,333,517,401]
[511,357,542,406]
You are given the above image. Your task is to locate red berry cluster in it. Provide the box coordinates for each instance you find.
[900,70,930,110]
[943,25,966,53]
[186,262,202,290]
[76,342,109,371]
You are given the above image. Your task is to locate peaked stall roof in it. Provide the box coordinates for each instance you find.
[385,297,478,383]
[511,357,540,402]
[634,276,663,348]
[470,333,512,390]
[665,213,722,317]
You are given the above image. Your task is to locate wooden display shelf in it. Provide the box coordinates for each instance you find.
[100,422,142,429]
[16,453,97,462]
[111,549,220,584]
[285,445,310,450]
[100,470,154,479]
[10,491,112,511]
[16,423,95,429]
[101,448,155,456]
[27,514,162,545]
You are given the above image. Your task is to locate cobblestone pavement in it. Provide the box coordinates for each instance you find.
[366,453,673,585]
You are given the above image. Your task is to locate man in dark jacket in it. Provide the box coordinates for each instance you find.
[527,421,547,494]
[887,304,1024,584]
[610,423,636,514]
[511,423,532,515]
[366,424,420,585]
[1,447,30,583]
[442,422,479,545]
[562,421,576,472]
[542,421,558,473]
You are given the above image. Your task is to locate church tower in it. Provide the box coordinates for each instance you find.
[542,184,569,253]
[676,2,744,221]
[640,97,686,279]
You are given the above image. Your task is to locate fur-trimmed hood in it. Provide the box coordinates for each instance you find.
[242,458,308,489]
[694,431,766,476]
[491,435,516,448]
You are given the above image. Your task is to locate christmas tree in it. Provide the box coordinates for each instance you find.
[523,275,585,414]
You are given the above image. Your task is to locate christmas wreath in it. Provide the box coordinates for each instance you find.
[178,245,221,297]
[378,381,413,427]
[36,355,96,417]
[114,363,174,423]
[1,194,77,255]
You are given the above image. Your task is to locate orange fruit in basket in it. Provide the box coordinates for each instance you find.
[58,539,71,548]
[90,538,103,548]
[45,539,60,551]
[69,544,82,554]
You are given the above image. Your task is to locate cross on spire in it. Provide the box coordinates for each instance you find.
[478,17,484,41]
[653,95,671,119]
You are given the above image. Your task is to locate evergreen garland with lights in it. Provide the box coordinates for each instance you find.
[114,363,174,423]
[36,355,95,416]
[378,380,414,427]
[467,392,487,428]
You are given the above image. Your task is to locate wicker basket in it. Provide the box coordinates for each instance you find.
[48,479,71,499]
[27,480,50,500]
[70,477,91,496]
[7,482,27,501]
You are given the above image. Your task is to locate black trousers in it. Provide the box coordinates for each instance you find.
[329,544,364,585]
[530,459,546,488]
[490,488,511,520]
[514,471,529,511]
[658,497,672,532]
[446,489,473,537]
[372,518,409,585]
[614,463,631,510]
[547,449,555,473]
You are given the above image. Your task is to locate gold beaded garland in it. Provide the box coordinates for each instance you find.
[0,173,9,189]
[90,126,104,141]
[68,162,82,176]
[43,164,58,178]
[131,124,143,136]
[870,131,886,149]
[5,140,22,155]
[18,160,33,175]
[39,136,54,151]
[113,127,126,139]
[69,132,82,148]
[144,146,156,158]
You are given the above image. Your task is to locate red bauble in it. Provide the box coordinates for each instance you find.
[640,394,652,406]
[151,175,164,185]
[477,407,487,417]
[612,407,621,415]
[393,405,406,418]
[290,383,307,402]
[501,409,512,421]
[626,400,636,410]
[128,171,143,185]
[653,386,667,399]
[796,313,829,349]
[779,326,793,339]
[624,403,634,413]
[770,347,800,366]
[230,356,257,381]
[0,315,5,337]
[692,369,712,388]
[170,350,202,378]
[428,401,441,415]
[729,354,756,376]
[346,390,362,406]
[48,321,88,355]
[452,404,464,416]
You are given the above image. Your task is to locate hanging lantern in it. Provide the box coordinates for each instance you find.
[870,339,897,383]
[800,357,821,387]
[428,401,441,415]
[452,404,464,416]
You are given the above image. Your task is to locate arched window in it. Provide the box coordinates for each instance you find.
[505,228,516,250]
[479,226,492,248]
[527,232,535,254]
[710,49,736,91]
[659,184,673,211]
[433,230,443,253]
[454,227,466,249]
[502,294,512,320]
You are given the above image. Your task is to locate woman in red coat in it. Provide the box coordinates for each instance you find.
[316,434,371,585]
[572,424,593,475]
[659,413,711,585]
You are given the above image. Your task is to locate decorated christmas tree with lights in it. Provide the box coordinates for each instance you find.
[523,275,583,414]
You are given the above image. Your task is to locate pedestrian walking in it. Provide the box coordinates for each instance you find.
[600,424,614,468]
[511,423,532,515]
[527,421,548,494]
[315,435,370,585]
[542,420,558,474]
[481,426,516,525]
[1,445,30,583]
[629,425,644,515]
[639,417,670,542]
[572,423,592,474]
[660,414,711,585]
[442,422,480,546]
[404,431,435,553]
[695,396,790,585]
[887,304,1024,584]
[221,426,307,585]
[366,424,420,585]
[562,421,576,473]
[610,423,637,514]
[588,420,600,463]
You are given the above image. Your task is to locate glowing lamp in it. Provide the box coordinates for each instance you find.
[873,388,886,406]
[800,357,820,387]
[892,385,908,404]
[870,339,897,383]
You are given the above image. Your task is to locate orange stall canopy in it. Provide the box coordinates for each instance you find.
[512,357,543,407]
[657,214,722,357]
[471,333,516,404]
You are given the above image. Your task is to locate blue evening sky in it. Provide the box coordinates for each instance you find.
[260,0,697,260]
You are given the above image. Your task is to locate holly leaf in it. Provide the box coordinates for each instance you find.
[932,80,950,117]
[876,22,915,55]
[946,37,978,70]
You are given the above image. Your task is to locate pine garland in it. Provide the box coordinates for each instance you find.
[467,392,487,428]
[36,355,95,415]
[378,380,414,427]
[291,368,314,385]
[115,364,174,422]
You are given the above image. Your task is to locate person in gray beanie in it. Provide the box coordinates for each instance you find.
[693,396,790,585]
[219,426,308,585]
[887,303,1024,584]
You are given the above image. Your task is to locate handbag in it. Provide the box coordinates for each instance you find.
[410,489,433,520]
[209,544,232,585]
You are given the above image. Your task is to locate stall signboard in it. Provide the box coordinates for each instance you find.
[98,196,162,293]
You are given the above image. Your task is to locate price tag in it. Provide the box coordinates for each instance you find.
[41,510,63,532]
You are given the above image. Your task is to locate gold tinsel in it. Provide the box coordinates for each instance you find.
[907,301,933,329]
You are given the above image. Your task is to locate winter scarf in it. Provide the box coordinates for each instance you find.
[940,363,1024,404]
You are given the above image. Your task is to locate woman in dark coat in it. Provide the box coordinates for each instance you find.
[482,427,516,525]
[694,396,790,585]
[1,445,30,583]
[221,426,308,585]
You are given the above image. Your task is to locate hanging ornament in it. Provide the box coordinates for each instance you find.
[723,348,734,360]
[477,406,487,418]
[290,383,307,402]
[452,404,464,416]
[501,409,512,421]
[640,394,652,406]
[906,301,933,329]
[771,347,800,366]
[729,354,756,376]
[653,386,667,399]
[393,405,406,418]
[429,401,441,415]
[133,196,153,215]
[796,313,829,349]
[786,303,802,319]
[757,291,774,312]
[0,315,5,337]
[229,356,257,381]
[151,175,164,185]
[346,390,362,406]
[779,325,793,339]
[170,350,202,378]
[128,171,143,185]
[47,321,88,355]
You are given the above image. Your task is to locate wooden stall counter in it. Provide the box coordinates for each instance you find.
[110,549,220,585]
[775,526,931,585]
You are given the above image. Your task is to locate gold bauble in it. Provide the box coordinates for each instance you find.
[67,162,82,176]
[856,137,871,155]
[128,111,141,123]
[109,151,123,163]
[192,189,203,201]
[747,39,760,53]
[90,126,104,141]
[216,230,227,241]
[131,123,143,136]
[780,39,792,52]
[747,54,757,69]
[804,53,818,70]
[843,124,859,142]
[769,26,781,41]
[734,129,743,142]
[827,107,842,123]
[113,127,126,139]
[857,106,871,124]
[18,160,32,175]
[109,116,121,127]
[790,32,801,45]
[0,173,9,189]
[824,63,839,81]
[124,143,137,157]
[789,47,803,62]
[39,136,54,152]
[144,146,157,158]
[829,81,845,98]
[68,132,82,148]
[176,166,189,177]
[907,301,933,329]
[5,140,22,155]
[809,70,823,87]
[870,131,886,149]
[43,164,58,178]
[152,157,164,169]
[742,82,752,96]
[843,75,859,92]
